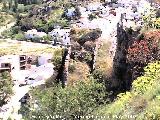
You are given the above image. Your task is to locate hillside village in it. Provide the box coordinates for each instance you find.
[0,0,160,120]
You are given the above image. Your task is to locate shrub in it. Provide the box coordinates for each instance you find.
[31,37,41,42]
[42,35,52,43]
[11,26,21,35]
[68,63,76,73]
[78,29,102,45]
[127,30,160,64]
[93,61,160,119]
[127,30,160,80]
[132,61,160,94]
[1,30,13,38]
[19,17,34,31]
[18,4,25,13]
[14,33,25,40]
[34,19,44,28]
[0,72,13,107]
[52,49,64,70]
[24,78,107,120]
[92,69,105,82]
[88,13,97,21]
[83,52,93,63]
[24,5,34,12]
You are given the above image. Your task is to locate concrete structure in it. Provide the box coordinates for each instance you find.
[0,55,28,73]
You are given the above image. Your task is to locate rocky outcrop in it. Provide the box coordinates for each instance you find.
[112,14,146,91]
[56,48,70,87]
[112,20,129,91]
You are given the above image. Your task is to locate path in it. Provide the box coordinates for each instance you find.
[0,66,53,120]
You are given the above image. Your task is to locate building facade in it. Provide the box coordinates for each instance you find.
[0,55,28,73]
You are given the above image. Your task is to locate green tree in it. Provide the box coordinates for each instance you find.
[24,78,108,120]
[52,49,64,70]
[0,71,13,107]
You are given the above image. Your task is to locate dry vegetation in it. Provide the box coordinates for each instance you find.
[95,41,113,76]
[71,28,91,42]
[0,12,15,26]
[0,40,61,56]
[68,60,90,85]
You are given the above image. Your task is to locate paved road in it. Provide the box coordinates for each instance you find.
[0,81,47,120]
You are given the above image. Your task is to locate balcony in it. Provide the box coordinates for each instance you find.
[20,55,26,61]
[20,61,26,67]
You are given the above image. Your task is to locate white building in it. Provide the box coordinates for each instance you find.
[0,55,29,72]
[137,0,152,15]
[49,28,71,46]
[38,54,53,66]
[24,29,47,39]
[0,55,20,72]
[87,3,102,11]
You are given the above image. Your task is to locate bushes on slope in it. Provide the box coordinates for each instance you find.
[127,29,160,80]
[23,78,108,120]
[0,72,13,107]
[93,61,160,120]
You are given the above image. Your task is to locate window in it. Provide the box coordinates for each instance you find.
[1,63,10,68]
[4,63,9,67]
[20,56,26,61]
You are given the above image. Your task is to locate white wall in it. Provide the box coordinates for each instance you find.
[0,55,20,71]
[38,54,52,66]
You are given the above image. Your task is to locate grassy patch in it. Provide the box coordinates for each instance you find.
[0,41,62,56]
[95,41,112,77]
[68,60,90,85]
